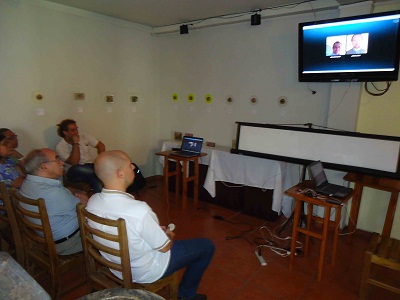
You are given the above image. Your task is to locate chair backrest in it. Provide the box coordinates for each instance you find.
[0,184,7,223]
[76,203,133,289]
[0,184,23,265]
[10,189,59,270]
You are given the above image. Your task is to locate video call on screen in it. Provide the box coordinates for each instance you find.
[301,16,400,72]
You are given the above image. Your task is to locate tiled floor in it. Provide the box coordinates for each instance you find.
[39,176,398,299]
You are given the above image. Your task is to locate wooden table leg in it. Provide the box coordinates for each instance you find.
[181,160,188,210]
[290,199,302,270]
[332,206,342,265]
[305,203,313,256]
[382,191,399,237]
[318,206,331,281]
[163,159,170,204]
[347,183,363,243]
[193,157,199,209]
[175,160,180,203]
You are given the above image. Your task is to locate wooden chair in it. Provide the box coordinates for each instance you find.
[0,183,23,265]
[11,190,86,300]
[76,203,178,300]
[359,232,400,299]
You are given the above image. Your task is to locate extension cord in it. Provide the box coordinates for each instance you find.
[255,251,267,266]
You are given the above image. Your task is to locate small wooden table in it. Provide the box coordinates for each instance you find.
[156,151,207,209]
[285,182,354,281]
[344,172,400,240]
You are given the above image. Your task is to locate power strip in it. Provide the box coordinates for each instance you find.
[255,251,267,266]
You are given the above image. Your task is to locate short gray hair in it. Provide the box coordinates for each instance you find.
[24,149,48,175]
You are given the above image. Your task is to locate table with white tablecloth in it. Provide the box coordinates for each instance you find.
[159,141,295,218]
[203,149,294,218]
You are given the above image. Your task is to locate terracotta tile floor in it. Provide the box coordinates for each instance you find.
[38,176,399,299]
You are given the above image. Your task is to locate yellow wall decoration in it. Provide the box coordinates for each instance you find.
[204,94,213,104]
[187,94,195,103]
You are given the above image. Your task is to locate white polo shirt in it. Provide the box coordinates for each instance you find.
[55,132,98,169]
[86,189,171,283]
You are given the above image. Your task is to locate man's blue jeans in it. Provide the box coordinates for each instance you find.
[67,163,103,193]
[162,238,215,299]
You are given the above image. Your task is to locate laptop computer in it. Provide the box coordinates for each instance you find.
[171,136,203,158]
[308,161,353,199]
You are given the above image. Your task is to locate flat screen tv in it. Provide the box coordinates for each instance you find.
[298,10,400,82]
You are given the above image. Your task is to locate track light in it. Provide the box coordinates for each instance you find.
[180,24,189,34]
[251,13,261,26]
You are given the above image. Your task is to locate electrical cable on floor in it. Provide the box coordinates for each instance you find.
[337,205,357,236]
[255,224,303,258]
[212,214,254,245]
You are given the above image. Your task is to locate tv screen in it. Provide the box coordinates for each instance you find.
[298,10,400,82]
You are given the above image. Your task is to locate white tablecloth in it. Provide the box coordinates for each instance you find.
[203,149,294,217]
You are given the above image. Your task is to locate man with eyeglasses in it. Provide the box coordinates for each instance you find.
[19,148,88,255]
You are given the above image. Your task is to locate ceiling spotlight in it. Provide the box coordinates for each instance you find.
[251,13,261,26]
[180,24,189,34]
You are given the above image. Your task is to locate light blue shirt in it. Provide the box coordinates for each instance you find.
[19,174,80,240]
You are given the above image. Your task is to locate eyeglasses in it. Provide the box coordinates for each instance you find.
[45,156,63,164]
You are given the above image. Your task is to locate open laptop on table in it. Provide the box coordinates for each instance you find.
[308,160,352,199]
[170,136,203,158]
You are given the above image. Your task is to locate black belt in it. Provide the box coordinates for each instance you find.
[54,227,80,244]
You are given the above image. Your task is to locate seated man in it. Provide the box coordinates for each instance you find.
[55,119,105,193]
[20,148,88,255]
[87,151,215,300]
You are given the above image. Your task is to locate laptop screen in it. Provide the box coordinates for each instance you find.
[181,136,203,153]
[308,161,328,187]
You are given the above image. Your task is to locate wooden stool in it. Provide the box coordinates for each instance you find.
[285,182,353,281]
[156,151,206,209]
[359,232,400,299]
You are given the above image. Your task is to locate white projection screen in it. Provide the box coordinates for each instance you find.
[233,123,400,179]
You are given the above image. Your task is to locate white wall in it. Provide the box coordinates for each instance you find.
[156,10,342,153]
[0,0,160,175]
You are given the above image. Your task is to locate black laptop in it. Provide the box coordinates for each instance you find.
[171,136,203,158]
[308,161,352,198]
